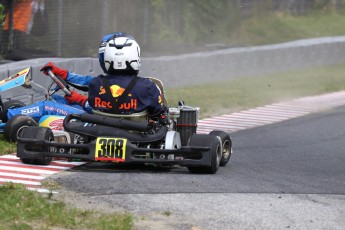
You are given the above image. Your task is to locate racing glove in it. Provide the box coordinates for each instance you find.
[40,62,68,80]
[64,91,87,106]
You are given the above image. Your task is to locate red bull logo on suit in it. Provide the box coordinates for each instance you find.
[99,85,132,97]
[95,85,137,110]
[94,98,137,110]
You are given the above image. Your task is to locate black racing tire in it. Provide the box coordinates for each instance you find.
[209,130,232,166]
[19,127,53,165]
[4,115,38,142]
[187,134,222,174]
[0,100,26,123]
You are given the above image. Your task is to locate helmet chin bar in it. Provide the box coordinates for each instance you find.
[107,61,139,75]
[129,59,141,71]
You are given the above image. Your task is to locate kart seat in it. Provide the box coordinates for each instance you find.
[92,109,148,122]
[149,77,168,106]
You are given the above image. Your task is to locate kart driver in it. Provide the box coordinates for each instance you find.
[41,32,165,119]
[7,32,165,121]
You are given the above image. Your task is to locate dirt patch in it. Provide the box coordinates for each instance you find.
[51,187,198,230]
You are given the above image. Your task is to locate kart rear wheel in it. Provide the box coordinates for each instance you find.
[209,130,232,166]
[4,115,38,142]
[20,127,53,165]
[0,100,26,123]
[187,134,222,174]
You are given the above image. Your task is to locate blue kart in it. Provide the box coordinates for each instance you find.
[0,68,32,126]
[0,68,84,142]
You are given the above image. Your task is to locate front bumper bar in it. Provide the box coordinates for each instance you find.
[17,137,212,167]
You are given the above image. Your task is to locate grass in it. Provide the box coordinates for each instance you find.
[165,63,345,118]
[0,183,133,230]
[0,135,16,154]
[227,10,345,47]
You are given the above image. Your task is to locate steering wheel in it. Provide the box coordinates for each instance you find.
[44,69,72,97]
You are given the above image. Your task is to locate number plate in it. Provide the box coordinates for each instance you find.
[95,138,127,162]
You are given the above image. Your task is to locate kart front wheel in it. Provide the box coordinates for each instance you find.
[187,134,222,174]
[0,100,26,123]
[4,115,38,142]
[19,127,53,165]
[209,130,232,166]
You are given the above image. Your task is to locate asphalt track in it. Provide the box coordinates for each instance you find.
[50,104,345,229]
[52,104,345,194]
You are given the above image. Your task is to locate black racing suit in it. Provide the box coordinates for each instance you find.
[67,72,165,118]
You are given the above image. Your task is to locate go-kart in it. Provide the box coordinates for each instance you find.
[0,68,32,128]
[0,67,45,141]
[0,67,82,142]
[16,72,233,174]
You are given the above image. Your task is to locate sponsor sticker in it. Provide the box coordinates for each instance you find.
[21,106,39,115]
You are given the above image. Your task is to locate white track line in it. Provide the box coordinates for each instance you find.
[197,91,345,134]
[0,155,84,193]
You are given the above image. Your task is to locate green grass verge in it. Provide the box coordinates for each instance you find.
[227,10,345,47]
[165,63,345,118]
[0,183,133,230]
[0,135,16,155]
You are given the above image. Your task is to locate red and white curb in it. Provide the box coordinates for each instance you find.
[2,91,345,192]
[197,91,345,134]
[0,154,84,193]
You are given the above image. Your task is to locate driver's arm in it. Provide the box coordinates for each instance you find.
[41,62,94,92]
[66,72,94,91]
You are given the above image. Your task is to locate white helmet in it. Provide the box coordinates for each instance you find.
[99,32,141,74]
